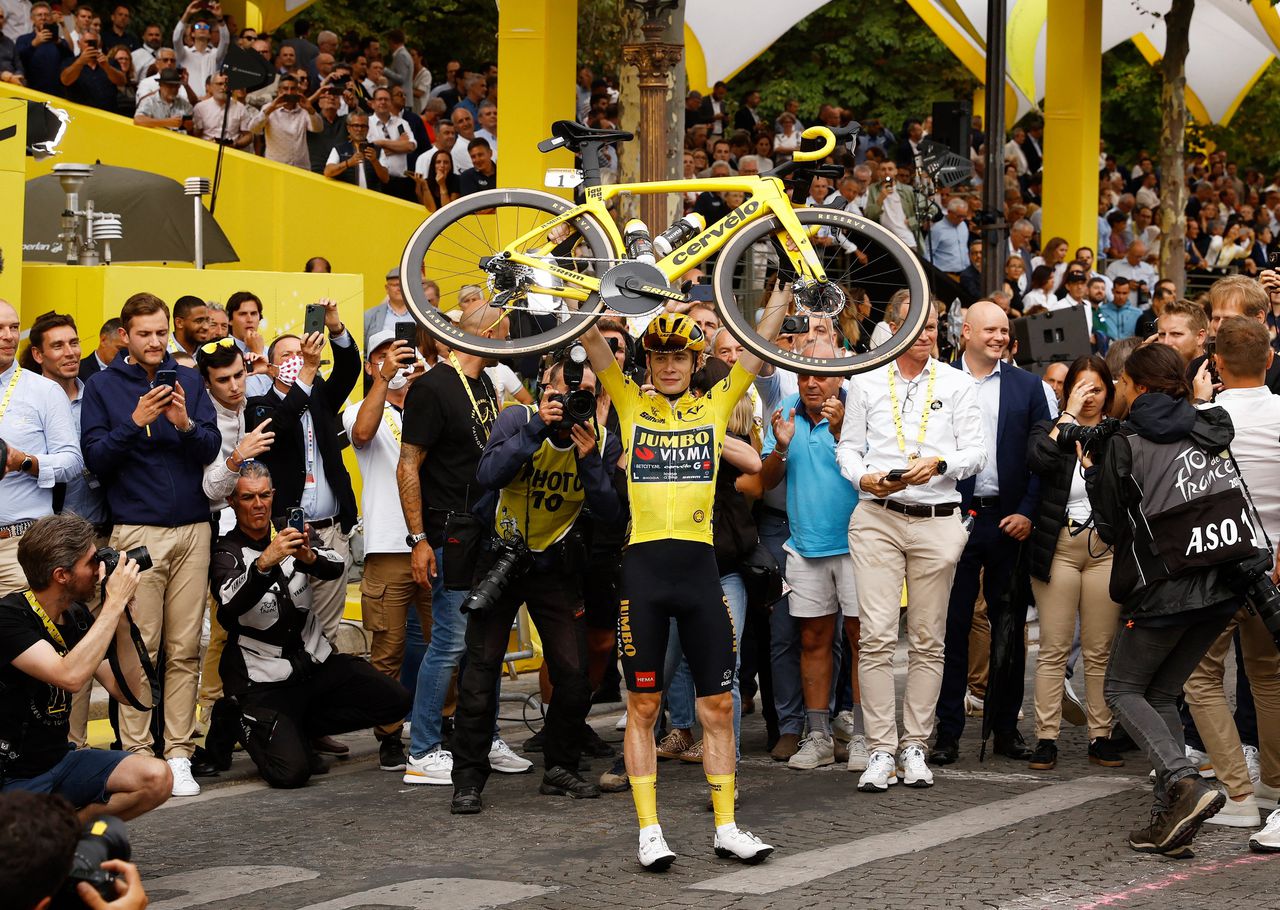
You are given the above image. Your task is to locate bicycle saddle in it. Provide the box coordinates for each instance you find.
[538,120,635,153]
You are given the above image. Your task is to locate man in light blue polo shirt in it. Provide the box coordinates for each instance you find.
[760,341,862,773]
[0,300,84,596]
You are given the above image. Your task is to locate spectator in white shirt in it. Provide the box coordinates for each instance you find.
[474,100,497,159]
[191,72,252,147]
[836,306,986,793]
[246,74,321,169]
[171,1,228,98]
[135,46,196,109]
[130,21,161,75]
[414,120,470,176]
[368,86,415,177]
[66,1,91,53]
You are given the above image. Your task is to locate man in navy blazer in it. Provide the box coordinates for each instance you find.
[931,301,1053,764]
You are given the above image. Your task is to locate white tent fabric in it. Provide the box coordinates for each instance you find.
[683,0,831,92]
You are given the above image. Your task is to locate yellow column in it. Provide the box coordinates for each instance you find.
[223,0,263,31]
[1040,0,1102,251]
[0,100,26,305]
[497,0,578,196]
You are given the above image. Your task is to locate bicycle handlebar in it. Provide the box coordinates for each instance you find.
[763,123,860,182]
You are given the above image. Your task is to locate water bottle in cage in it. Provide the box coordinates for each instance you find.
[652,213,706,258]
[624,220,656,264]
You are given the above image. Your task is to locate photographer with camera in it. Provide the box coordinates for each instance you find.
[58,27,125,112]
[1182,316,1280,843]
[0,514,170,820]
[1,791,148,910]
[210,463,411,788]
[1024,355,1123,772]
[81,293,222,799]
[1086,343,1251,856]
[448,349,623,814]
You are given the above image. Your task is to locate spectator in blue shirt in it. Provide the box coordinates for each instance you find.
[758,341,862,772]
[16,2,72,96]
[1097,276,1142,339]
[927,198,971,276]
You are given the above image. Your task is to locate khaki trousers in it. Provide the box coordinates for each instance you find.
[1030,528,1120,740]
[850,502,968,755]
[0,535,29,598]
[968,590,990,700]
[361,552,433,736]
[113,522,212,760]
[1184,607,1280,799]
[198,594,227,711]
[310,525,351,644]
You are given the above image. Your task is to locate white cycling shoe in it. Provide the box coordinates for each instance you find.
[713,825,774,864]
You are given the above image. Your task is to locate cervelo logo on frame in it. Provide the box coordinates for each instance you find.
[671,200,762,267]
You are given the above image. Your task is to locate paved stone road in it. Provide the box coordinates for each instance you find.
[124,681,1280,910]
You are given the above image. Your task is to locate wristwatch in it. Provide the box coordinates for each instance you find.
[935,459,948,476]
[20,456,33,475]
[405,532,429,548]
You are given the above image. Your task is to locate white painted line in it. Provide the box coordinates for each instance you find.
[689,776,1136,895]
[297,878,554,910]
[146,865,319,910]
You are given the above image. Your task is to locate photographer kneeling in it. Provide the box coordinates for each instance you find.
[1086,343,1254,856]
[449,352,623,815]
[210,464,412,789]
[0,514,170,821]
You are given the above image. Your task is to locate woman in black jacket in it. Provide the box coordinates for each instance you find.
[1025,356,1123,772]
[1086,343,1241,856]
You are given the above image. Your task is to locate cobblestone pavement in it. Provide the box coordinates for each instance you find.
[126,672,1280,910]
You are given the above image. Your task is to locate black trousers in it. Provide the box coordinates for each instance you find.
[936,507,1025,742]
[452,561,590,791]
[238,653,412,789]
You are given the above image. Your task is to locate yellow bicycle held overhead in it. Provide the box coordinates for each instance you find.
[399,120,929,376]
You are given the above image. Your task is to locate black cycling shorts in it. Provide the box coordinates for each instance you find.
[618,540,736,697]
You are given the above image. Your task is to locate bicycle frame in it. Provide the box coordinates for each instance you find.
[500,174,826,303]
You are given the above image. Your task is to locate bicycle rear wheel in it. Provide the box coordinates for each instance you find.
[712,208,930,376]
[399,188,619,358]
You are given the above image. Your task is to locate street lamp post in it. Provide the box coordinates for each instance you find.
[622,0,682,235]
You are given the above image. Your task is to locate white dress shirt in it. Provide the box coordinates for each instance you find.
[0,363,84,524]
[960,356,1001,498]
[1045,295,1093,334]
[836,357,987,506]
[369,112,415,177]
[171,19,229,97]
[1211,386,1280,547]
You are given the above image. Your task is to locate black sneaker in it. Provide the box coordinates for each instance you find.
[599,756,629,793]
[522,729,546,753]
[540,765,601,799]
[379,735,408,772]
[1089,736,1125,768]
[582,723,617,758]
[451,787,483,815]
[1027,739,1058,771]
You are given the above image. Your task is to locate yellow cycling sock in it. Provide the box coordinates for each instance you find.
[706,772,736,828]
[631,773,659,829]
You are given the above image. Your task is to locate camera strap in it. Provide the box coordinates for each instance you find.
[98,583,160,712]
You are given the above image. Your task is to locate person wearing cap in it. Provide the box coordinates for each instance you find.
[133,66,193,130]
[171,0,228,100]
[1045,266,1094,336]
[576,289,789,870]
[342,330,432,774]
[363,267,416,353]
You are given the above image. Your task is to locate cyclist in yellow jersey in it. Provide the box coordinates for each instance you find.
[447,356,624,814]
[580,284,789,870]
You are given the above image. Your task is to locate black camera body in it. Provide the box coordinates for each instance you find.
[1224,550,1280,651]
[461,538,531,615]
[1056,416,1120,455]
[51,816,130,910]
[781,314,810,336]
[549,345,595,428]
[95,546,153,576]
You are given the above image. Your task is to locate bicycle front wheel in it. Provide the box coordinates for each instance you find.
[712,208,930,376]
[399,188,620,358]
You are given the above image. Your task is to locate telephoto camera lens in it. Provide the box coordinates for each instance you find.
[461,542,529,615]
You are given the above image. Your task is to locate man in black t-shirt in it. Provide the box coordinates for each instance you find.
[458,137,496,196]
[397,306,532,785]
[0,514,170,821]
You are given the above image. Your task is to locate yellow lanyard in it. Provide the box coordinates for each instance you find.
[887,359,937,459]
[0,365,21,424]
[448,353,495,450]
[382,405,403,445]
[23,589,67,654]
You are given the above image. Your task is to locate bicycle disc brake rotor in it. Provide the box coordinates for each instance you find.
[794,280,847,317]
[599,260,677,318]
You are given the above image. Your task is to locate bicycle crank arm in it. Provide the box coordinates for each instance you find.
[600,260,687,318]
[619,277,688,303]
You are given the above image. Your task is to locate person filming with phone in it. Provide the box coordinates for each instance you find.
[209,463,410,788]
[0,513,171,822]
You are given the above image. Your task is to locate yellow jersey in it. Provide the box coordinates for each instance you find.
[598,360,755,546]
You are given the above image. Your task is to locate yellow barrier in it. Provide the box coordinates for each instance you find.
[0,82,424,322]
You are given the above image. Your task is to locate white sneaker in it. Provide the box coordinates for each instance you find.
[637,827,676,871]
[167,757,201,797]
[1186,745,1215,778]
[615,710,628,731]
[489,737,533,774]
[1244,744,1261,786]
[714,825,774,864]
[403,747,453,785]
[788,732,835,770]
[1255,782,1279,814]
[897,745,934,788]
[857,750,898,792]
[832,710,857,743]
[1251,808,1280,853]
[964,692,985,717]
[1206,794,1261,828]
[846,734,870,772]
